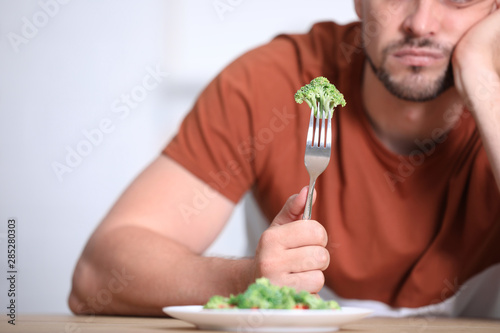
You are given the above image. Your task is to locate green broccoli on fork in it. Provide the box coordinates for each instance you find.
[294,76,346,117]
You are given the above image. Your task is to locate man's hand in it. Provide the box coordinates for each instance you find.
[452,3,500,110]
[452,2,500,191]
[252,187,330,293]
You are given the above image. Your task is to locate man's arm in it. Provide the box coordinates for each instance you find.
[453,3,500,190]
[68,155,329,316]
[68,155,253,316]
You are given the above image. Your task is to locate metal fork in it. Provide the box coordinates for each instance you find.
[302,105,332,220]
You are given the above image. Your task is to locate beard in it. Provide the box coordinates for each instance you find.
[364,36,455,102]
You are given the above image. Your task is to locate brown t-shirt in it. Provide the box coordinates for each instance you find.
[164,21,500,308]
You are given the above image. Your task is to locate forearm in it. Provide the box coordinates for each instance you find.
[69,225,255,316]
[451,5,500,191]
[458,66,500,191]
[469,82,500,190]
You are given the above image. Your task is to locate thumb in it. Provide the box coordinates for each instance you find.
[271,186,316,226]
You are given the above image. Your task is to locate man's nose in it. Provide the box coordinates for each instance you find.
[402,0,441,37]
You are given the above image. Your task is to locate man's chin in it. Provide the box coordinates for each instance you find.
[366,51,455,102]
[378,69,454,102]
[384,83,453,102]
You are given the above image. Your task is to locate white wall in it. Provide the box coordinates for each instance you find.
[0,0,357,314]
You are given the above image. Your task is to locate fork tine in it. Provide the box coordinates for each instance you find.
[306,106,314,147]
[326,110,332,149]
[314,103,320,147]
[320,111,326,148]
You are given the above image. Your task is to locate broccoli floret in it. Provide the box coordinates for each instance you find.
[278,285,298,309]
[299,293,330,310]
[237,279,274,309]
[204,278,341,310]
[326,300,341,310]
[203,295,232,309]
[294,76,346,117]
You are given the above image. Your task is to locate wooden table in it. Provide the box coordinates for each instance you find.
[2,315,500,332]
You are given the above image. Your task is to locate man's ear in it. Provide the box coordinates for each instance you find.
[354,0,363,20]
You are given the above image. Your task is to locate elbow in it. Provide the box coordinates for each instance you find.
[68,258,94,315]
[68,289,86,315]
[67,255,145,316]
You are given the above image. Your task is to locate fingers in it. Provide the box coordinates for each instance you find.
[272,186,316,226]
[255,220,329,294]
[253,188,326,294]
[285,246,330,273]
[261,220,328,249]
[260,261,327,294]
[281,271,326,294]
[257,245,329,274]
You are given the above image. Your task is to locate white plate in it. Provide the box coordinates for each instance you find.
[163,305,373,332]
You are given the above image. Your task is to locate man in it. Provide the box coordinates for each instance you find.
[69,0,500,317]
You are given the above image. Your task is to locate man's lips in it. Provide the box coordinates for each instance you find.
[391,48,446,67]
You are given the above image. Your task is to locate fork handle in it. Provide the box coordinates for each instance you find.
[302,176,317,220]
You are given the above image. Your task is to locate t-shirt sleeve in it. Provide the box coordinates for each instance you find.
[163,57,257,203]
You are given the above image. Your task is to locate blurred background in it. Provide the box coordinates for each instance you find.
[0,0,357,314]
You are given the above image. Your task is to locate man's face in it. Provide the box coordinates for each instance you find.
[355,0,497,102]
